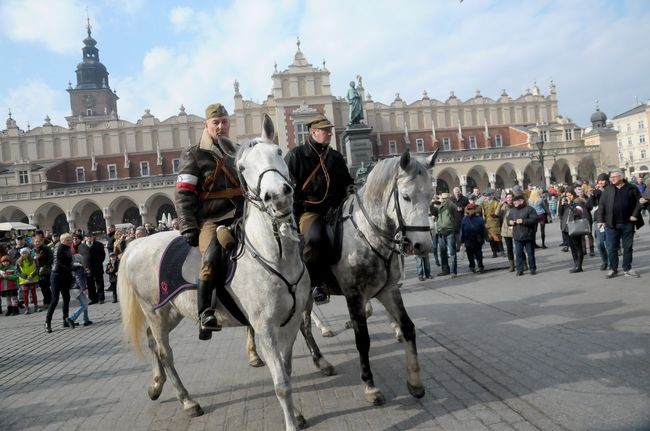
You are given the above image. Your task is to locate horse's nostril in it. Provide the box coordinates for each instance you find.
[263,192,272,202]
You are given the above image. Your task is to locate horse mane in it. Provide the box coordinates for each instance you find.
[362,155,422,200]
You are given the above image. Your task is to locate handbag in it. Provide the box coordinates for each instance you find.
[567,218,589,236]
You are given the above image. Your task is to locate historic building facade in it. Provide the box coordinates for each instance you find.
[611,102,650,175]
[0,33,603,234]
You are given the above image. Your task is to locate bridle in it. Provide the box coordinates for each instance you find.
[349,172,430,255]
[233,139,304,327]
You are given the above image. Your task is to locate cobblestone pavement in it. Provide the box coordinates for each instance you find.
[1,228,649,431]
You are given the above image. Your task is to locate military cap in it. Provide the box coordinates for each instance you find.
[307,113,334,130]
[205,103,229,119]
[513,193,525,201]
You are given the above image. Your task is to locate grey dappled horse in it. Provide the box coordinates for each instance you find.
[250,149,437,405]
[118,115,310,431]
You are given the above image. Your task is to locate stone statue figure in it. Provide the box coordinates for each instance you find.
[355,161,371,184]
[346,81,364,125]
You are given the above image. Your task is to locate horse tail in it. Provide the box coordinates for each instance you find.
[117,265,147,359]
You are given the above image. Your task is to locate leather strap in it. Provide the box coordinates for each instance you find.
[199,188,243,200]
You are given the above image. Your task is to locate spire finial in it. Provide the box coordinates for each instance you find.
[8,108,12,119]
[86,8,92,37]
[296,37,301,52]
[595,99,600,111]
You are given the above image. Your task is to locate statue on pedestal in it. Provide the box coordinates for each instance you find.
[346,80,364,126]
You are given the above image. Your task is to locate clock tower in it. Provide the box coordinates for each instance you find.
[66,18,119,126]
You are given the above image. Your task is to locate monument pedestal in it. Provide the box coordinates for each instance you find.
[342,124,373,176]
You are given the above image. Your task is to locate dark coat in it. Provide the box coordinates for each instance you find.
[558,201,586,233]
[174,132,244,234]
[460,213,488,248]
[596,181,644,230]
[285,138,354,218]
[451,194,469,232]
[86,241,106,274]
[507,204,538,241]
[52,242,72,278]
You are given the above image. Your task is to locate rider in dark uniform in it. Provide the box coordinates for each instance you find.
[285,114,354,304]
[174,103,244,340]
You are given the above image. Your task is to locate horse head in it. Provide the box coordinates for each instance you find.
[365,149,435,255]
[220,114,294,221]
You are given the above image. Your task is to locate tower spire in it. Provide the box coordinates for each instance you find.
[86,7,92,37]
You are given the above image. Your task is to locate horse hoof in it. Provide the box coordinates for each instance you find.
[186,404,204,417]
[407,381,426,399]
[365,388,385,406]
[296,414,308,429]
[322,330,334,337]
[249,358,265,368]
[147,385,162,401]
[319,364,336,377]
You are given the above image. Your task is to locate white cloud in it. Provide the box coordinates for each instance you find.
[170,6,194,32]
[0,81,69,128]
[0,0,89,55]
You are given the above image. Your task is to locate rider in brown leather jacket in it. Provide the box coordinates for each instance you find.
[175,103,244,340]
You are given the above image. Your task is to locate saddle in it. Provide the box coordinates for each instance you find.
[155,235,249,326]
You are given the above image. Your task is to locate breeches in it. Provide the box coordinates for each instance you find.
[298,212,328,264]
[198,220,230,283]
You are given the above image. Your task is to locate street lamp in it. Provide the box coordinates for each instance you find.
[535,136,546,190]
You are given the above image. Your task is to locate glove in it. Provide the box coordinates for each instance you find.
[183,229,199,247]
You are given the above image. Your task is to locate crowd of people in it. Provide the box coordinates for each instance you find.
[0,219,180,333]
[415,172,649,280]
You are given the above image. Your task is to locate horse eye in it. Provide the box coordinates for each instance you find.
[239,166,245,172]
[403,195,411,202]
[277,149,282,156]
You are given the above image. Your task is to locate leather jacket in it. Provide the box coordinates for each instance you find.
[285,137,354,218]
[51,242,72,276]
[175,130,244,234]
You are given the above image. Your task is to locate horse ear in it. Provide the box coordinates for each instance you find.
[426,148,439,169]
[217,136,238,157]
[399,149,411,170]
[262,114,276,142]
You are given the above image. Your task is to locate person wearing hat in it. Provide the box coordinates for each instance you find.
[175,103,244,340]
[8,235,27,264]
[285,113,354,304]
[507,193,538,276]
[15,247,39,313]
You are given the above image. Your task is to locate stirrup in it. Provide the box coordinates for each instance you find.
[199,310,222,332]
[311,286,329,305]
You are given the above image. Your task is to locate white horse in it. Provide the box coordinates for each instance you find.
[248,150,437,405]
[118,115,309,430]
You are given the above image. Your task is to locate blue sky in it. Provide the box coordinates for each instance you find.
[1,0,649,131]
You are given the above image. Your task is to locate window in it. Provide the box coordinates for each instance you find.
[172,158,181,173]
[388,140,397,154]
[295,123,309,146]
[415,138,424,153]
[140,161,150,177]
[628,152,634,162]
[539,130,548,142]
[618,138,623,147]
[639,120,645,130]
[564,129,573,140]
[442,137,451,151]
[640,135,646,144]
[468,136,477,149]
[76,167,85,182]
[495,134,503,147]
[86,109,93,116]
[628,137,632,146]
[18,170,29,184]
[627,123,631,133]
[641,149,647,159]
[107,164,117,180]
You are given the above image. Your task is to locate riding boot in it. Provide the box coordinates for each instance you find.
[197,279,221,340]
[508,260,515,272]
[589,246,595,257]
[306,261,330,305]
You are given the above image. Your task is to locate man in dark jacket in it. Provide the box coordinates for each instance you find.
[175,103,244,340]
[596,169,643,278]
[82,232,106,304]
[588,173,610,271]
[285,113,354,304]
[451,187,469,252]
[507,194,538,276]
